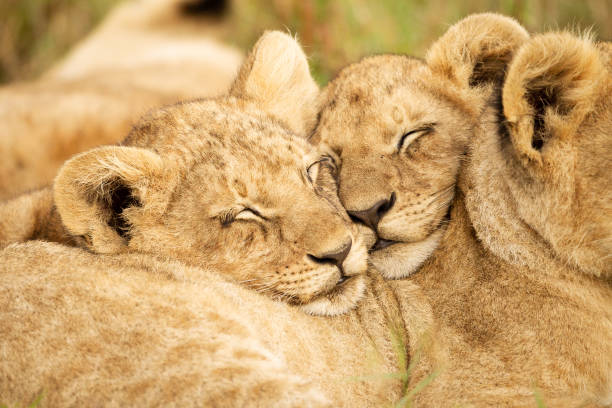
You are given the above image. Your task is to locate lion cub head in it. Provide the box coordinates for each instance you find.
[311,14,528,278]
[468,32,612,277]
[52,32,367,315]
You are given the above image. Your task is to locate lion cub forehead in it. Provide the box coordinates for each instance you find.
[325,55,427,102]
[315,57,445,148]
[319,57,440,126]
[125,97,315,164]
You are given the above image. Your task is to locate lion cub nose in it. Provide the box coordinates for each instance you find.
[348,192,396,231]
[308,240,352,270]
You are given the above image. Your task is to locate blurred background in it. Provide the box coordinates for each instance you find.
[1,0,610,85]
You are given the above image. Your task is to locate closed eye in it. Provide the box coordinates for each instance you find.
[307,155,337,183]
[220,207,267,226]
[397,124,436,151]
[236,207,266,221]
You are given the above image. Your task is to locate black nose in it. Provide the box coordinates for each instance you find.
[308,240,352,269]
[348,192,396,230]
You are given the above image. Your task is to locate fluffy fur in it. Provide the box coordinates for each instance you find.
[313,16,612,406]
[1,31,369,316]
[312,13,528,278]
[0,242,425,407]
[0,30,432,407]
[0,0,242,200]
[2,12,610,408]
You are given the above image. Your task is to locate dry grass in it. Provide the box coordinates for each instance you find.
[1,0,610,85]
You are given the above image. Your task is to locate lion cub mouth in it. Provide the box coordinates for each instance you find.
[298,274,367,316]
[363,210,450,279]
[320,274,354,295]
[367,227,446,279]
[371,238,399,251]
[369,207,451,254]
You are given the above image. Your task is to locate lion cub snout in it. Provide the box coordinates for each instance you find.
[307,239,352,277]
[299,229,368,316]
[347,193,396,232]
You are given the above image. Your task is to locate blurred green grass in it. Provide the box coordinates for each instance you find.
[0,0,120,83]
[229,0,611,84]
[1,0,610,85]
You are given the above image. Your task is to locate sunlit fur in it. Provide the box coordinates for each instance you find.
[315,16,612,406]
[411,31,612,406]
[2,15,610,408]
[2,31,367,316]
[495,32,612,278]
[312,13,528,278]
[1,241,424,407]
[0,31,427,408]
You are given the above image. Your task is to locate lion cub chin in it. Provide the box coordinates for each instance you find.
[2,31,370,316]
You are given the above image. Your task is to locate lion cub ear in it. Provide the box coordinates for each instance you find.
[230,31,319,136]
[502,32,607,164]
[54,146,170,253]
[426,13,529,89]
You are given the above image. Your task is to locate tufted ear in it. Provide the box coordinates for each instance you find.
[426,13,529,89]
[502,32,607,165]
[54,146,171,253]
[230,31,319,137]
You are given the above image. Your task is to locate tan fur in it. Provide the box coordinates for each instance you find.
[0,189,72,248]
[0,241,424,407]
[2,12,610,407]
[313,15,612,406]
[0,0,242,200]
[2,31,369,316]
[230,32,320,136]
[499,32,611,277]
[313,14,528,278]
[0,31,437,407]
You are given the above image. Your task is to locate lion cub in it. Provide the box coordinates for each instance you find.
[0,31,367,316]
[311,14,528,279]
[311,14,611,405]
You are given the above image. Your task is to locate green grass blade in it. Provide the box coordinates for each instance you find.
[395,370,440,408]
[533,388,546,408]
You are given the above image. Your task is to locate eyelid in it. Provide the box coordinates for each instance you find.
[306,155,337,183]
[220,207,267,225]
[219,208,239,226]
[239,207,266,219]
[397,124,436,150]
[306,162,318,183]
[321,154,337,165]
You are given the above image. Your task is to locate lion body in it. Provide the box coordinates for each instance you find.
[0,241,422,407]
[313,15,612,406]
[0,29,418,407]
[409,197,612,406]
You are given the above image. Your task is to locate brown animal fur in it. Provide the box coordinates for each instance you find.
[2,12,610,407]
[1,31,367,316]
[313,15,612,406]
[313,13,528,278]
[0,31,437,407]
[0,0,242,200]
[1,241,426,407]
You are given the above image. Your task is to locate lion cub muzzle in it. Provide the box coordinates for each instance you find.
[307,239,352,280]
[298,230,369,316]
